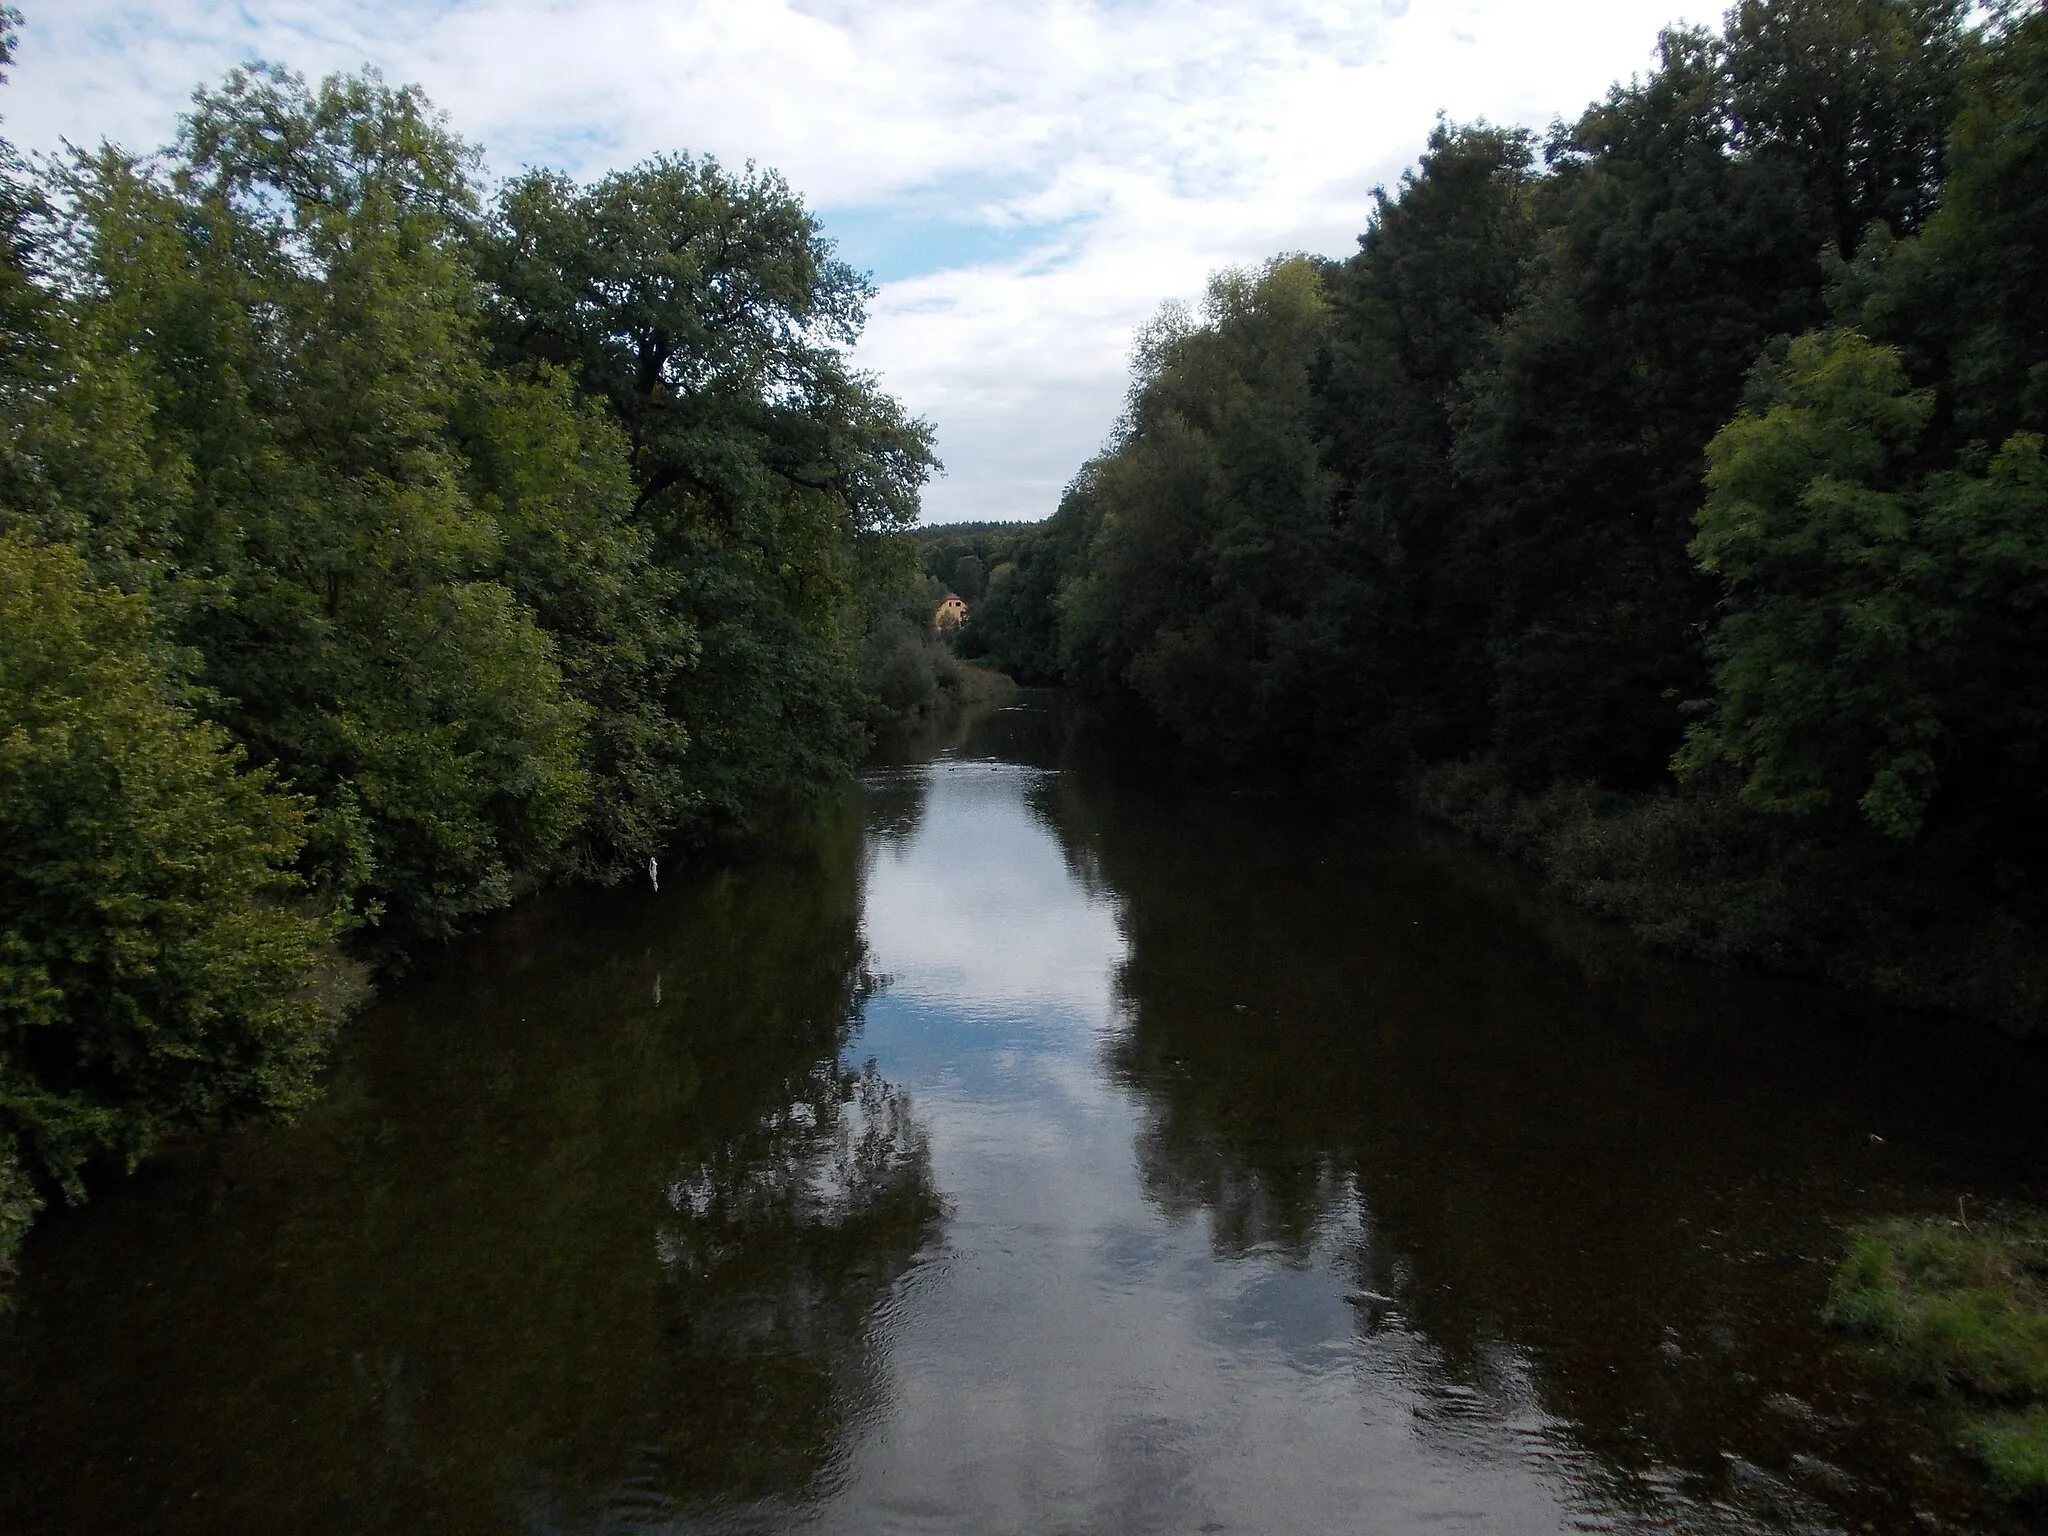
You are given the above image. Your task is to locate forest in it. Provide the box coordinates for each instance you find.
[0,27,940,1275]
[961,0,2048,1037]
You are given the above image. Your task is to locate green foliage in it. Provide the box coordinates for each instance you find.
[0,43,933,1280]
[0,1136,36,1290]
[481,156,937,830]
[1724,0,1968,253]
[969,0,2048,1028]
[10,59,934,923]
[1022,0,1978,791]
[0,532,333,1206]
[1972,1407,2048,1501]
[939,514,1090,684]
[857,614,961,720]
[1828,1214,2048,1498]
[1683,6,2048,862]
[457,363,698,876]
[1059,257,1353,763]
[0,9,47,520]
[19,70,592,937]
[1831,4,2048,448]
[1451,23,1840,785]
[1318,120,1538,763]
[1030,3,1971,792]
[915,524,1035,602]
[1685,331,2048,841]
[856,542,965,722]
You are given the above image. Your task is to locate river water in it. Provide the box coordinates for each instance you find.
[6,695,2048,1534]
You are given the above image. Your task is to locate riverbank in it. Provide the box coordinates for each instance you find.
[1411,757,2048,1038]
[1828,1215,2048,1501]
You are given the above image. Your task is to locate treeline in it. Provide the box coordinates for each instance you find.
[971,0,2048,1030]
[0,37,932,1273]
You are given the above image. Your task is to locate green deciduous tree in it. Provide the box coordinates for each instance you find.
[24,69,590,936]
[0,531,332,1211]
[1686,4,2048,864]
[1318,120,1539,762]
[1842,2,2048,450]
[1451,25,1829,786]
[1726,0,1968,254]
[482,158,937,828]
[1686,330,2048,841]
[456,363,698,875]
[1059,258,1345,763]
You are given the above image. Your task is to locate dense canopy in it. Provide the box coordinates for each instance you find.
[963,0,2048,1031]
[0,35,934,1272]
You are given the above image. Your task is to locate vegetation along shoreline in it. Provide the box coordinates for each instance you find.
[7,0,2048,1498]
[934,0,2048,1044]
[0,11,960,1283]
[917,4,2048,1491]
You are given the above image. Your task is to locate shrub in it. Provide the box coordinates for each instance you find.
[0,532,335,1211]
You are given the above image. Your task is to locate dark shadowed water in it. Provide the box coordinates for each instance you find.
[6,694,2048,1535]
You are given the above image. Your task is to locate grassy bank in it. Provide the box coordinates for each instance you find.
[1411,758,2048,1036]
[1828,1216,2048,1500]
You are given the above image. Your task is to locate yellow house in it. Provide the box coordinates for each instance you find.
[934,592,968,632]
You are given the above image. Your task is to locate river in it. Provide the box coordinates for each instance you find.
[5,694,2047,1534]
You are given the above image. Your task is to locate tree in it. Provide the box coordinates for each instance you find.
[1688,8,2048,853]
[457,362,699,875]
[482,158,938,828]
[0,5,48,521]
[1842,1,2048,450]
[1725,0,1968,255]
[1317,120,1540,761]
[1451,26,1831,787]
[1059,258,1344,762]
[0,531,332,1214]
[29,69,590,936]
[1684,330,2048,842]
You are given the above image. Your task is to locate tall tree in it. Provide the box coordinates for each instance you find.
[1725,0,1968,255]
[1060,258,1342,762]
[1453,27,1826,786]
[26,69,590,936]
[1317,121,1540,762]
[481,159,937,827]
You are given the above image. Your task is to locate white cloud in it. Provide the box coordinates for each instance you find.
[859,761,1125,1023]
[6,0,1698,523]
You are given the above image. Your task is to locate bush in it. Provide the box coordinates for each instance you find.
[0,533,335,1212]
[1411,755,2048,1032]
[857,613,963,723]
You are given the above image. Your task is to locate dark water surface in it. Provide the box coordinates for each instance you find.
[7,696,2048,1534]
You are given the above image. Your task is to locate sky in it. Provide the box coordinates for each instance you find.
[5,0,1698,524]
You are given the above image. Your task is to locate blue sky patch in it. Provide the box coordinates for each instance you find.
[819,203,1088,285]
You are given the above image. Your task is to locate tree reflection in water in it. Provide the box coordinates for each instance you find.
[13,697,2048,1536]
[1022,724,2048,1536]
[0,801,943,1536]
[644,1057,943,1508]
